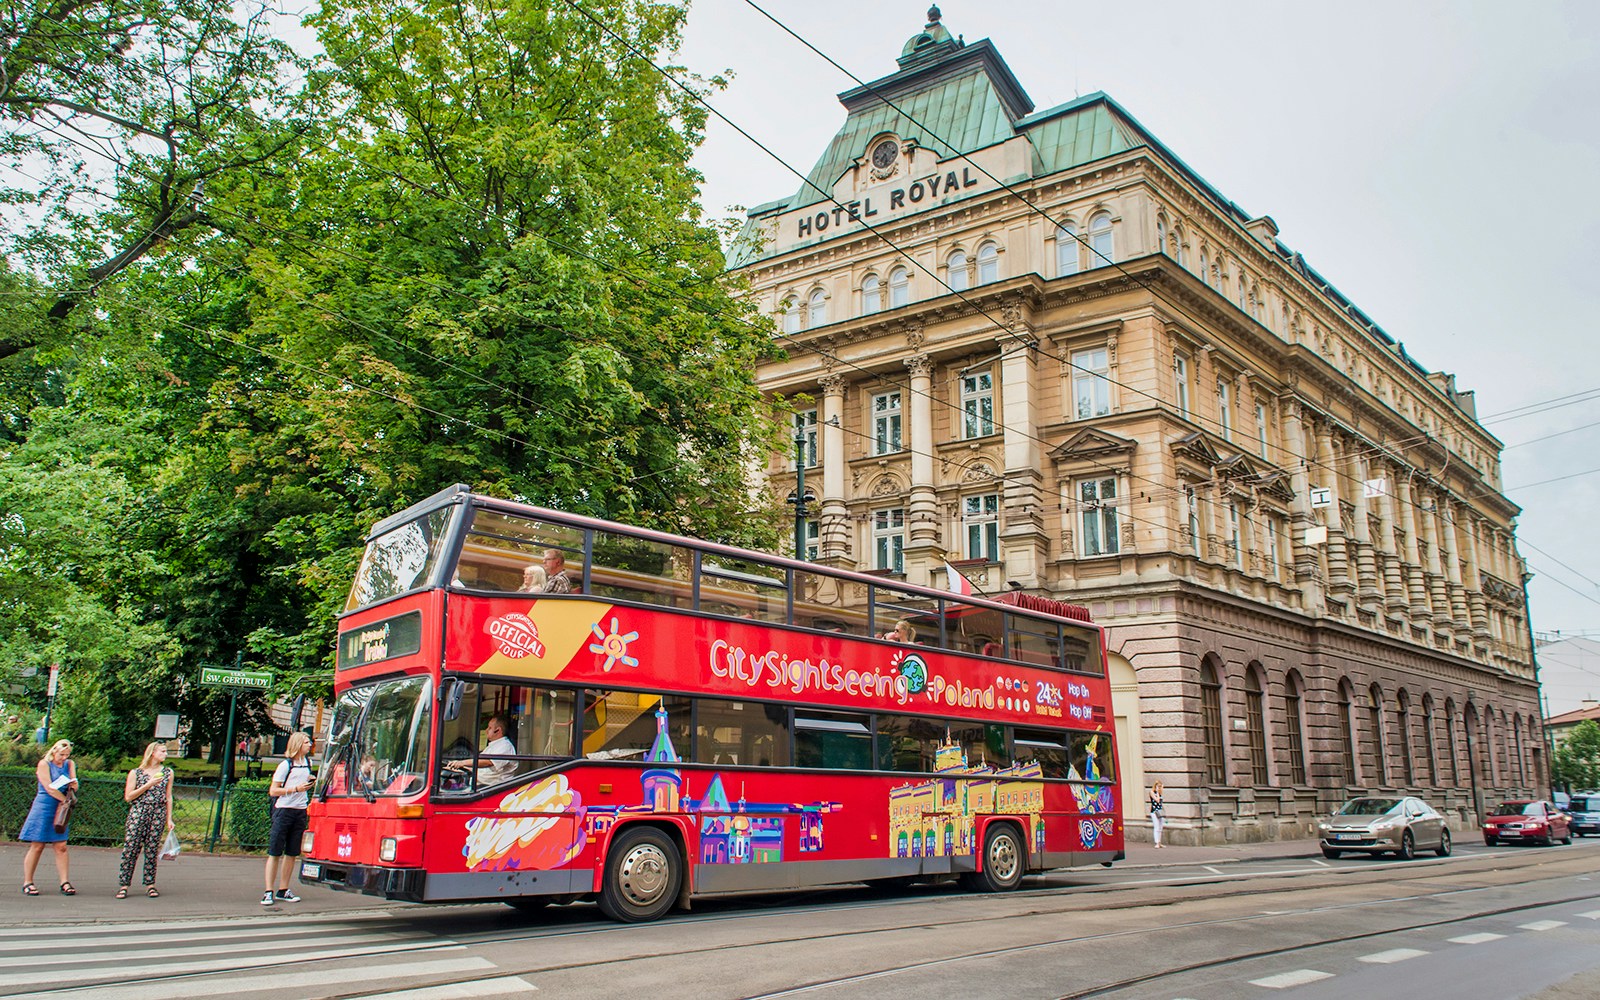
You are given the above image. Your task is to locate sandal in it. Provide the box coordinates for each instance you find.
[59,882,76,896]
[116,886,129,899]
[22,883,38,896]
[147,887,160,898]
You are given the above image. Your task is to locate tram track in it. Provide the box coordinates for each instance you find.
[12,850,1593,999]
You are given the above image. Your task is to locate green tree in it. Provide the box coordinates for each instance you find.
[1553,719,1600,792]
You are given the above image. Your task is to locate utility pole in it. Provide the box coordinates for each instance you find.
[789,430,814,562]
[38,663,61,744]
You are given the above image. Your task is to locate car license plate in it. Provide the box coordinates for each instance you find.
[1336,833,1362,841]
[300,862,321,880]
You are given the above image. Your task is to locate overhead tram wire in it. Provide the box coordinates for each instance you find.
[32,2,1579,556]
[1519,538,1600,593]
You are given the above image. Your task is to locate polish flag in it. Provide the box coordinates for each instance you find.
[942,561,974,597]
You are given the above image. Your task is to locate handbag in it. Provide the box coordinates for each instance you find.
[52,787,76,833]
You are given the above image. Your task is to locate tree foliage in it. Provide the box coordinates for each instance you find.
[0,0,782,758]
[1553,719,1600,792]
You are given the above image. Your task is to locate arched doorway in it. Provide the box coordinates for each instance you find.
[1107,651,1147,831]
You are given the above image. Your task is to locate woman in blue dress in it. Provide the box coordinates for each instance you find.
[20,739,77,896]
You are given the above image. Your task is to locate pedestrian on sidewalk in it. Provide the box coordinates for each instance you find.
[118,741,175,898]
[19,739,78,896]
[1149,781,1165,848]
[262,732,315,906]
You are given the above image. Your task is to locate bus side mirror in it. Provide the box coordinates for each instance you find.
[442,679,465,722]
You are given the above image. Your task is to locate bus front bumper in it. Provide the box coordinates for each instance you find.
[298,859,426,902]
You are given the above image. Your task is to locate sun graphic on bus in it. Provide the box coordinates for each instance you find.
[588,618,640,672]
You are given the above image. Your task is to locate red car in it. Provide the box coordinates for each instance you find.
[1483,800,1572,846]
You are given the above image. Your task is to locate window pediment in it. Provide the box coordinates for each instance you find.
[1051,428,1136,463]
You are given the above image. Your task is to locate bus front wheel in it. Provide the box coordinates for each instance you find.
[959,824,1025,893]
[599,827,682,923]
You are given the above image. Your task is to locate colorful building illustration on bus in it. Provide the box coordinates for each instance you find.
[888,739,1046,859]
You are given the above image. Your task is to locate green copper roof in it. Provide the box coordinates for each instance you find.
[1021,96,1141,179]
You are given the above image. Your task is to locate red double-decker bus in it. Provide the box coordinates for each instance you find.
[299,485,1122,921]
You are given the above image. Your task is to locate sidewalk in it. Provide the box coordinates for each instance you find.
[0,843,392,926]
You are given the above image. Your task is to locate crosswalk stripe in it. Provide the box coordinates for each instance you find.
[1448,932,1506,944]
[1249,969,1334,989]
[1358,948,1428,964]
[10,932,411,967]
[2,940,466,988]
[5,957,497,1000]
[0,913,395,938]
[1577,910,1600,920]
[1518,920,1568,932]
[358,976,540,999]
[0,923,321,953]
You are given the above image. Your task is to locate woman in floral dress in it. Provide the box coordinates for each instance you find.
[118,741,175,898]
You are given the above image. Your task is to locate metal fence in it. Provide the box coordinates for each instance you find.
[1,773,274,853]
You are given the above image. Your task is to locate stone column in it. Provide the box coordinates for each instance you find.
[1347,451,1381,610]
[1440,499,1471,630]
[1373,461,1408,619]
[1396,476,1430,620]
[1280,400,1325,611]
[1461,515,1492,644]
[818,373,852,566]
[1315,422,1352,597]
[999,338,1048,587]
[903,355,940,588]
[1416,491,1452,628]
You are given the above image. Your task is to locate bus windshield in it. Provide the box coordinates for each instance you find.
[317,676,433,797]
[346,507,457,611]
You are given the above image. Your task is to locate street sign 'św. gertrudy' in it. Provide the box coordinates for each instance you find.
[199,666,273,689]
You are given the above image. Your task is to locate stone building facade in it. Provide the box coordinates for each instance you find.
[734,9,1544,843]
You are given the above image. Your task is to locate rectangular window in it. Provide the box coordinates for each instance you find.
[1078,477,1119,557]
[438,680,573,795]
[1201,681,1225,784]
[1266,515,1281,576]
[1174,353,1191,418]
[873,508,905,574]
[1013,728,1069,779]
[700,555,788,624]
[695,697,789,768]
[794,409,818,468]
[803,519,819,561]
[960,371,995,438]
[587,531,693,609]
[795,709,872,770]
[872,391,902,455]
[1069,731,1116,784]
[875,714,948,772]
[1218,379,1233,440]
[1255,402,1269,459]
[1228,503,1242,567]
[963,494,999,561]
[581,691,691,761]
[1245,685,1268,785]
[1071,348,1111,419]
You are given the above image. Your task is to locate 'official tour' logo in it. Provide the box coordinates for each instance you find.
[487,613,546,659]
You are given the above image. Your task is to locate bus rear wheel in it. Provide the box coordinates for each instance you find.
[959,824,1025,893]
[599,827,682,923]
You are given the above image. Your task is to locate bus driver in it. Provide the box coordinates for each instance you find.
[445,715,519,783]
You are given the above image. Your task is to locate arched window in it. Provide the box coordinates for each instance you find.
[1513,715,1526,786]
[946,250,969,292]
[1200,658,1226,784]
[1156,216,1168,257]
[1235,263,1248,309]
[1445,698,1461,783]
[1338,679,1358,785]
[1369,684,1388,786]
[1199,250,1211,287]
[1421,694,1438,784]
[1283,672,1307,785]
[781,297,800,334]
[807,288,827,327]
[889,266,910,307]
[1482,704,1499,784]
[1088,212,1114,267]
[976,242,999,284]
[1174,227,1188,267]
[1056,223,1079,276]
[861,274,881,315]
[1397,690,1415,786]
[1244,665,1269,785]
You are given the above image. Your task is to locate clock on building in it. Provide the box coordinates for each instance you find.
[871,138,900,169]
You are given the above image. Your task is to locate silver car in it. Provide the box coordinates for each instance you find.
[1318,796,1452,860]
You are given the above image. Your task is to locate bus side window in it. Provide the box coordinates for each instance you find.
[694,698,790,768]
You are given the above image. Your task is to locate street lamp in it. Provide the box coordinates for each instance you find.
[788,431,816,561]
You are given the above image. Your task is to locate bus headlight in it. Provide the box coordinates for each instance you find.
[302,830,315,854]
[380,837,397,862]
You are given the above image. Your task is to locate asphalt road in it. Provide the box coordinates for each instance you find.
[3,838,1596,999]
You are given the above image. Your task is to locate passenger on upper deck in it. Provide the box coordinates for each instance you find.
[881,618,917,643]
[518,563,547,592]
[539,549,575,594]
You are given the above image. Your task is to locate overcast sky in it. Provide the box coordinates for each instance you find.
[678,0,1600,646]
